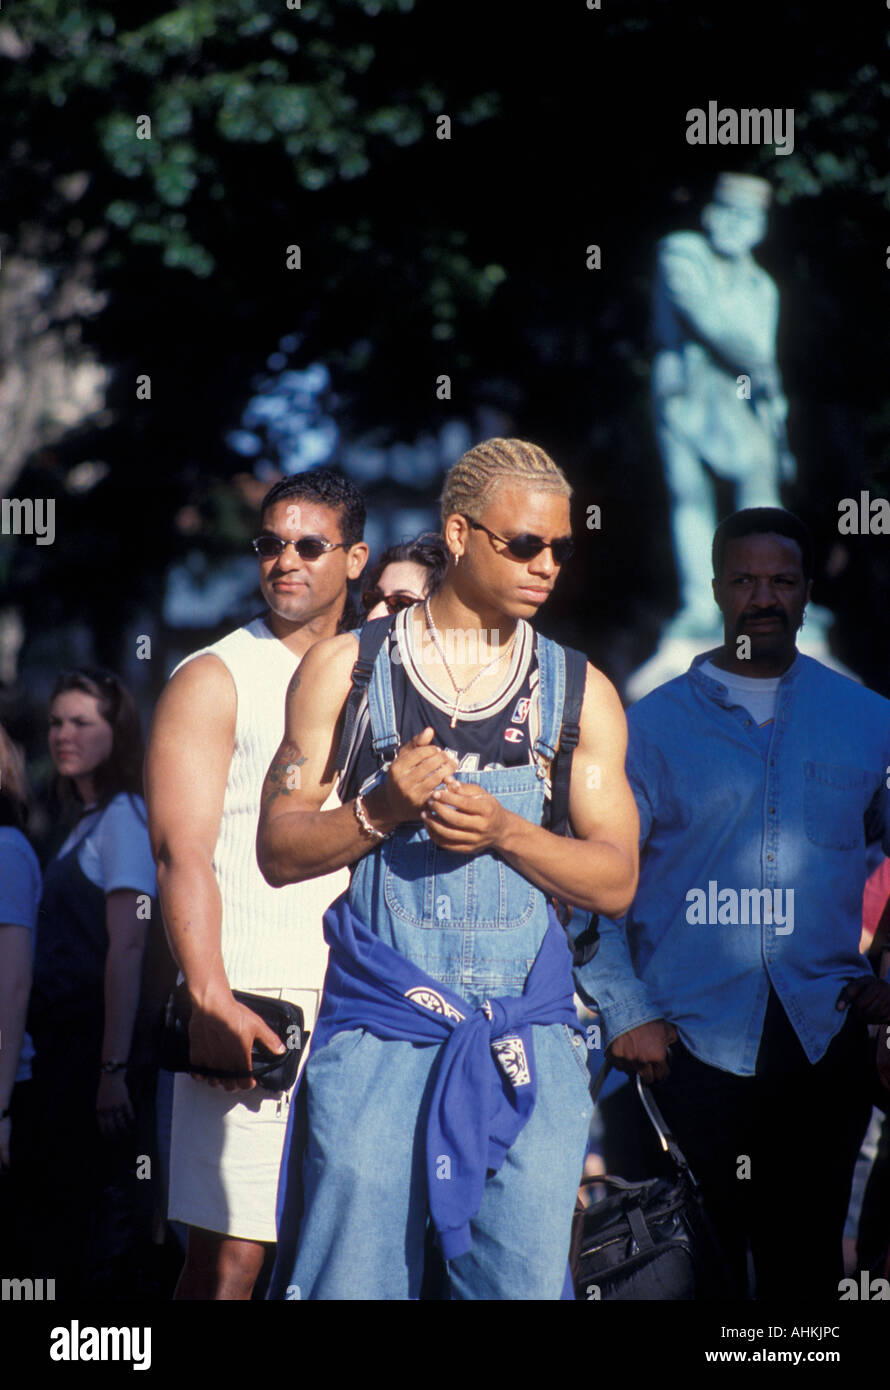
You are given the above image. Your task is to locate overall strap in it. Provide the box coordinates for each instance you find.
[532,633,565,764]
[334,615,399,773]
[367,609,403,763]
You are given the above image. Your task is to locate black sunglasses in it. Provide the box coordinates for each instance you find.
[465,517,574,566]
[252,535,346,561]
[361,587,420,615]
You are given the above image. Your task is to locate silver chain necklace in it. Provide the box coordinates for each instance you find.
[422,597,517,728]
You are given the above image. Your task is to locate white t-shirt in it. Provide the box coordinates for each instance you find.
[700,658,781,729]
[0,826,42,1084]
[56,793,157,897]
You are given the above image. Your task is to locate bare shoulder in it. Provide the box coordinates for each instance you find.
[293,631,360,699]
[573,662,627,756]
[150,653,235,739]
[145,655,235,835]
[581,661,624,717]
[163,652,234,701]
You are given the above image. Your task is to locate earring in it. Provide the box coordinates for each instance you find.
[452,553,460,567]
[801,608,807,627]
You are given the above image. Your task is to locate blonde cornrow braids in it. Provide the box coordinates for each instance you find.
[439,437,572,528]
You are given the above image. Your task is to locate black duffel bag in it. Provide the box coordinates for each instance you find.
[570,1073,733,1300]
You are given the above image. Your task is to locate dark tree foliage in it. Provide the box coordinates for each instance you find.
[1,0,888,689]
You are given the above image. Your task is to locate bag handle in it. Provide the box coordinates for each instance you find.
[633,1075,696,1178]
[587,1058,700,1184]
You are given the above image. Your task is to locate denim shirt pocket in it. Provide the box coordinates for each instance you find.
[804,761,872,850]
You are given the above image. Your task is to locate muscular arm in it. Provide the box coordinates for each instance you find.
[145,655,233,1006]
[257,633,458,887]
[425,665,639,917]
[145,655,282,1089]
[257,634,391,886]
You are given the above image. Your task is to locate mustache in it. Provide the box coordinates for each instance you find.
[738,610,788,628]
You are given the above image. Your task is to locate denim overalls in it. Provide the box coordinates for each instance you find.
[286,627,593,1299]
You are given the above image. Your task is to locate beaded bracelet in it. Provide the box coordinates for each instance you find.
[354,792,390,841]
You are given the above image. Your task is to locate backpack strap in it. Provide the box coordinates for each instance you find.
[548,644,587,838]
[333,615,396,774]
[549,644,600,969]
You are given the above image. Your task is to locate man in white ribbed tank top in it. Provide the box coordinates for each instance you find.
[145,471,368,1299]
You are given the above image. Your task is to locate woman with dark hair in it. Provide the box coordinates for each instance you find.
[0,725,41,1274]
[361,532,448,621]
[27,667,159,1298]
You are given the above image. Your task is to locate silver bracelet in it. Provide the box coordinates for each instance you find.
[354,792,390,841]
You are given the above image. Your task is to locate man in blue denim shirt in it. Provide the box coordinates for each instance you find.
[591,507,890,1298]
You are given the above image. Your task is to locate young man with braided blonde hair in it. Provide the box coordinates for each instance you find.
[259,438,638,1300]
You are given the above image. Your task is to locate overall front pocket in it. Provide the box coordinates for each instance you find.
[383,830,537,930]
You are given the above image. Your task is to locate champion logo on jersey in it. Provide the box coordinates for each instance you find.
[503,727,525,744]
[511,697,531,724]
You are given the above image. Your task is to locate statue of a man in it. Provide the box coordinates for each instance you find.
[652,173,795,637]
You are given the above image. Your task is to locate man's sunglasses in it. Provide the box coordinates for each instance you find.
[252,535,346,561]
[465,517,574,566]
[361,588,420,615]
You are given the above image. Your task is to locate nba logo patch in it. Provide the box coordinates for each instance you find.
[511,697,530,724]
[504,727,524,744]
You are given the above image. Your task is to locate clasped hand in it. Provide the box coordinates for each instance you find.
[381,729,508,852]
[422,775,508,853]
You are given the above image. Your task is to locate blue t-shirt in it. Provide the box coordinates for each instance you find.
[55,793,157,896]
[0,826,42,1084]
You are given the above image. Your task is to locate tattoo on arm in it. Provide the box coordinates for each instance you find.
[286,667,302,700]
[262,739,308,807]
